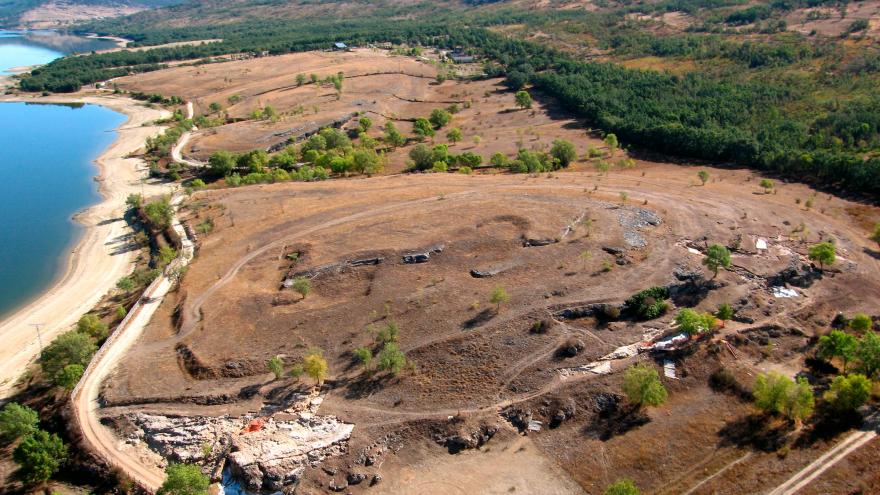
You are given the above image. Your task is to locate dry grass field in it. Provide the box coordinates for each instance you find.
[95,49,880,494]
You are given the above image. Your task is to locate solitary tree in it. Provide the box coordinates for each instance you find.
[808,242,836,271]
[295,74,306,86]
[377,342,407,375]
[817,329,858,373]
[157,463,210,495]
[116,278,134,296]
[267,356,284,380]
[604,133,619,156]
[703,244,732,278]
[0,403,39,442]
[550,139,577,168]
[622,363,667,408]
[291,277,311,299]
[490,286,510,312]
[303,349,328,386]
[12,430,68,485]
[446,127,462,144]
[429,108,452,128]
[514,90,532,110]
[759,179,774,194]
[698,170,709,185]
[605,479,640,495]
[823,374,871,413]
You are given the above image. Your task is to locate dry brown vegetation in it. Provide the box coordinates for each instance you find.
[95,50,880,494]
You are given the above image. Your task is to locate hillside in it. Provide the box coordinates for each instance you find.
[0,0,180,28]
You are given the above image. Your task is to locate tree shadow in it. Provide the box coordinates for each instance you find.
[717,413,792,452]
[463,308,495,329]
[863,247,880,261]
[794,406,863,448]
[341,373,397,400]
[583,402,650,441]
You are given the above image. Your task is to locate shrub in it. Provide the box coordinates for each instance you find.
[267,356,284,379]
[353,347,372,371]
[157,463,209,495]
[605,479,640,495]
[291,277,311,298]
[716,303,734,321]
[624,287,670,320]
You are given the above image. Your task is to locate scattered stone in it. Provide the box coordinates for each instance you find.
[346,472,368,485]
[370,474,382,486]
[522,237,557,247]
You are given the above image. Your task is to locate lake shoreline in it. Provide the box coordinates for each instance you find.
[0,91,172,397]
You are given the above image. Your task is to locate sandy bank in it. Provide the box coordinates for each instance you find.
[0,92,172,397]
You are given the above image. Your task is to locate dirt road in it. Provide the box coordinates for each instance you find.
[767,415,879,495]
[0,93,171,398]
[71,193,194,492]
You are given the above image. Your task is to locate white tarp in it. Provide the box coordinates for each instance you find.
[756,238,768,250]
[772,286,798,298]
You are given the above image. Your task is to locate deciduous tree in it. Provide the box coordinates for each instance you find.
[514,90,532,110]
[622,363,667,408]
[808,242,836,271]
[12,430,67,485]
[0,403,39,442]
[703,244,731,278]
[824,374,871,413]
[818,329,858,373]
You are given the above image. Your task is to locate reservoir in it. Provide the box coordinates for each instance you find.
[0,31,125,318]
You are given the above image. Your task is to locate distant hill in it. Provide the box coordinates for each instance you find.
[0,0,181,28]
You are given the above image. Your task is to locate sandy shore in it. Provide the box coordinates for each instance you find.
[0,92,172,397]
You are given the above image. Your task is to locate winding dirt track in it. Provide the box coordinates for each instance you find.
[767,415,879,495]
[72,194,194,493]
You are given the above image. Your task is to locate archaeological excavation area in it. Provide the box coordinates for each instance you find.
[94,166,880,494]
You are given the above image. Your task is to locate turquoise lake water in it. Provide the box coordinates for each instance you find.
[0,32,126,318]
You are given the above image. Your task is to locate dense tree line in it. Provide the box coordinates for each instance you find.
[22,8,880,194]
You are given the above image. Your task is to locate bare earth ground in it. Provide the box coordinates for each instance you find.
[18,2,145,29]
[0,93,172,398]
[81,50,880,493]
[100,166,880,494]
